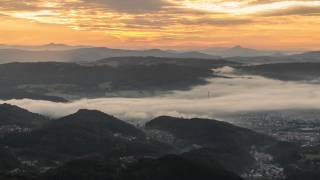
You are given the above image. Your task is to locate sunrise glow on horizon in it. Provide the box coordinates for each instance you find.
[1,0,320,50]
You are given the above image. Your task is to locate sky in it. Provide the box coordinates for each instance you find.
[0,0,320,50]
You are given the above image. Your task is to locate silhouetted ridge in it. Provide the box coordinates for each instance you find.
[0,103,47,128]
[1,109,170,159]
[0,47,217,64]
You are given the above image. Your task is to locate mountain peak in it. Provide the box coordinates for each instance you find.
[231,45,243,49]
[44,43,68,47]
[145,49,164,53]
[50,109,144,138]
[70,109,116,120]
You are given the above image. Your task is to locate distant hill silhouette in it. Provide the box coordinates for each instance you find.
[227,51,320,64]
[95,56,237,68]
[0,47,217,64]
[202,45,284,57]
[240,62,320,81]
[0,43,92,51]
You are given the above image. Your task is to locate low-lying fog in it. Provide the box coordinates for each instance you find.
[2,66,320,122]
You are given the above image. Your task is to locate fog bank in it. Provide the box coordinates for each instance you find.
[2,67,320,121]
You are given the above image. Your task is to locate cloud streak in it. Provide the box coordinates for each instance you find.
[84,0,169,13]
[181,0,320,15]
[1,0,320,49]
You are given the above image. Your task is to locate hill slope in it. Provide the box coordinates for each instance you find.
[202,45,283,57]
[42,154,243,180]
[240,62,320,82]
[145,116,278,173]
[0,103,47,129]
[0,62,216,100]
[1,110,169,160]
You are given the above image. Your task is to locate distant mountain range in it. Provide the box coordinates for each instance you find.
[201,45,291,57]
[0,43,318,64]
[240,62,320,82]
[229,50,320,64]
[95,56,237,67]
[8,43,297,58]
[0,43,92,51]
[288,51,320,61]
[0,46,218,63]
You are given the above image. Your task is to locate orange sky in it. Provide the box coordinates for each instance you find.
[0,0,320,50]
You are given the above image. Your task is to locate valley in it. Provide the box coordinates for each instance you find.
[0,48,319,180]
